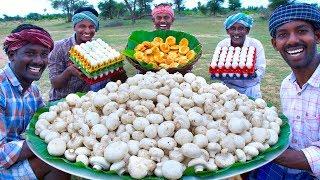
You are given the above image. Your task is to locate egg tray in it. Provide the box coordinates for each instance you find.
[69,45,124,73]
[69,54,124,74]
[81,67,125,85]
[69,56,124,78]
[211,72,257,80]
[209,49,256,75]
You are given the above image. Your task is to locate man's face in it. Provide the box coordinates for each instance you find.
[9,43,50,85]
[227,23,249,47]
[271,20,320,69]
[153,13,174,30]
[74,20,96,44]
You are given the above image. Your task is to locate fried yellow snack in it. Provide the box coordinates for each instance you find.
[169,62,179,68]
[178,56,188,65]
[165,36,176,46]
[135,44,146,51]
[159,43,170,53]
[134,51,144,59]
[152,37,163,44]
[144,48,153,55]
[179,46,190,55]
[133,35,197,70]
[168,51,179,59]
[186,50,196,60]
[170,45,180,50]
[159,63,170,69]
[179,38,189,47]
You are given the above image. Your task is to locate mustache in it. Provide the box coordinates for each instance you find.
[284,43,306,50]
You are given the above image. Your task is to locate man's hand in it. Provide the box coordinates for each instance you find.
[65,64,83,79]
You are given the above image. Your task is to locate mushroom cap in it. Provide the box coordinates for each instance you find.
[181,143,202,158]
[47,138,66,156]
[162,160,184,180]
[104,141,128,163]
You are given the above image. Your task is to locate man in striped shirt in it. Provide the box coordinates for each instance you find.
[253,3,320,179]
[0,24,70,179]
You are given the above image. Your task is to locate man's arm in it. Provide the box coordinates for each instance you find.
[254,40,266,82]
[0,106,27,169]
[273,149,311,171]
[48,44,83,89]
[50,64,83,89]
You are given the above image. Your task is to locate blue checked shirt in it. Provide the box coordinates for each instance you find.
[0,64,44,170]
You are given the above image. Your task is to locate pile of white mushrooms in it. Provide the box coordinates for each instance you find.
[35,69,282,179]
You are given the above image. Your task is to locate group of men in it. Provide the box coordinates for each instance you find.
[0,2,319,180]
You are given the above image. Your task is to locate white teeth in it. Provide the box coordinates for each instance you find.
[233,36,240,39]
[160,24,167,27]
[287,48,303,55]
[29,67,40,72]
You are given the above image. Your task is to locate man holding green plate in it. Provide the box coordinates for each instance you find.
[251,3,320,179]
[0,24,70,179]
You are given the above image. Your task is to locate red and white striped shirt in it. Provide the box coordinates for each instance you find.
[280,64,320,177]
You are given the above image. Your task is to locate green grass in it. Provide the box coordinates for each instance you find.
[0,15,291,108]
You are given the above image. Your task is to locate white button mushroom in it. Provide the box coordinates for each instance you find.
[47,138,66,156]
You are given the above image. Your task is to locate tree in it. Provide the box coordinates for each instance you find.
[174,0,185,13]
[124,0,138,24]
[197,2,208,15]
[50,0,89,22]
[137,0,152,15]
[268,0,295,10]
[207,0,224,16]
[98,0,116,19]
[98,0,127,19]
[229,0,241,11]
[26,13,42,21]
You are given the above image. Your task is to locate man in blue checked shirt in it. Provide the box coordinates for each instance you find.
[0,24,70,179]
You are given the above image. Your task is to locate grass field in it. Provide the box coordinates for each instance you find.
[0,15,291,109]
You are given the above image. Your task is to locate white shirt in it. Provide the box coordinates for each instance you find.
[216,36,266,98]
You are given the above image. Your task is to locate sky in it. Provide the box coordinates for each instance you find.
[0,0,319,18]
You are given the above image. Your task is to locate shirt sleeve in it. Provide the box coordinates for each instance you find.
[0,95,24,169]
[301,146,320,176]
[254,40,266,82]
[48,41,67,80]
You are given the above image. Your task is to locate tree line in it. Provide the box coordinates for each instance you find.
[1,0,318,22]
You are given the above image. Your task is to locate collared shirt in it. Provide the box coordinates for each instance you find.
[48,34,90,101]
[216,36,266,98]
[280,63,320,177]
[0,64,44,171]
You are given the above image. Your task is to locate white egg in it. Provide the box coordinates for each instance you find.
[222,73,227,77]
[243,73,248,78]
[241,46,248,52]
[246,61,253,69]
[211,61,217,68]
[228,73,234,77]
[232,61,238,69]
[239,61,245,69]
[247,58,253,64]
[225,61,231,69]
[235,47,241,52]
[222,46,228,52]
[228,46,235,52]
[215,73,220,77]
[218,62,224,69]
[235,73,241,78]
